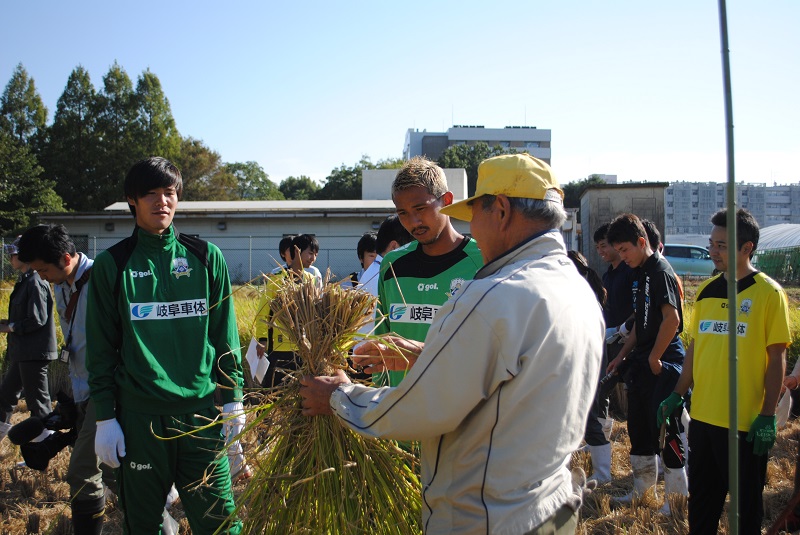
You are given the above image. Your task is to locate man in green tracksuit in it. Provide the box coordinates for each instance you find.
[87,157,243,534]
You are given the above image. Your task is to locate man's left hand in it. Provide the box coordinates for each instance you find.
[648,355,662,376]
[299,370,351,416]
[747,414,777,456]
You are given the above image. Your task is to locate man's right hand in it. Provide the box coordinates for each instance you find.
[606,355,623,375]
[95,418,126,468]
[657,392,684,427]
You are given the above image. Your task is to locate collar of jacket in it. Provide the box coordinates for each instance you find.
[136,224,176,251]
[475,229,563,280]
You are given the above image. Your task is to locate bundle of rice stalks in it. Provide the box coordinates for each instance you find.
[231,274,422,534]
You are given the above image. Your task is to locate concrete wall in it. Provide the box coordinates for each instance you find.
[38,209,474,285]
[580,183,668,275]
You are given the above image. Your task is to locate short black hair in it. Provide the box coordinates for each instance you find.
[375,215,413,255]
[290,234,319,258]
[17,224,76,265]
[278,235,296,256]
[124,157,183,216]
[640,219,661,252]
[356,232,377,260]
[606,213,647,247]
[710,208,760,258]
[593,223,610,244]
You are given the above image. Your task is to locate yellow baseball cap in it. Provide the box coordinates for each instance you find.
[440,153,563,222]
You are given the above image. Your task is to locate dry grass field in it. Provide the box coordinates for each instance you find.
[0,278,798,533]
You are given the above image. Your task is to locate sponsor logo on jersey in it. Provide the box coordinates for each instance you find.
[388,303,440,324]
[130,461,153,471]
[417,282,439,292]
[130,269,153,278]
[130,299,208,320]
[698,319,747,336]
[171,257,192,278]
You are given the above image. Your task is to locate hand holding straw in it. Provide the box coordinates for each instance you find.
[299,369,351,416]
[352,335,423,374]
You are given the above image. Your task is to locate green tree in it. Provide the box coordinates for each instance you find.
[314,156,404,200]
[436,142,511,196]
[224,161,283,200]
[174,137,225,200]
[133,69,180,161]
[279,175,320,200]
[562,175,608,209]
[45,66,101,211]
[0,63,48,145]
[0,130,63,234]
[94,62,139,206]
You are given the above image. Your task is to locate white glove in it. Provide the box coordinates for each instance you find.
[95,418,126,468]
[222,401,245,446]
[618,321,632,340]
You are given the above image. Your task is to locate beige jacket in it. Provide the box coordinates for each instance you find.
[331,231,605,534]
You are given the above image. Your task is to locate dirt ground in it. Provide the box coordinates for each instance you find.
[2,401,800,534]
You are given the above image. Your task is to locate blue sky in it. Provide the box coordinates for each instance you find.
[2,1,797,186]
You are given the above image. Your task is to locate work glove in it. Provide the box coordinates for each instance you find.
[222,401,246,445]
[657,392,684,427]
[95,418,126,468]
[618,321,632,341]
[747,414,777,456]
[222,401,251,482]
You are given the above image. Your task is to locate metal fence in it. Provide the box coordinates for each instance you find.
[753,246,800,286]
[1,235,367,285]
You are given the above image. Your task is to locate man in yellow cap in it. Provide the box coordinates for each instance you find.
[299,153,604,534]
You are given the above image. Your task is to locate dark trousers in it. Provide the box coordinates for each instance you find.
[0,359,52,421]
[626,359,682,456]
[260,351,298,388]
[585,343,613,446]
[688,419,767,535]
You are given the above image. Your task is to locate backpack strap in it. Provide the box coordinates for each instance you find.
[108,227,139,300]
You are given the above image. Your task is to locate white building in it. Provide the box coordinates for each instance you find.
[665,182,800,235]
[403,125,551,163]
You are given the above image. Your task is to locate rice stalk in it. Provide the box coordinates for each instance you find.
[227,273,422,534]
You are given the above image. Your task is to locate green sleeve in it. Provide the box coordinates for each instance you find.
[86,251,122,421]
[208,244,243,403]
[374,259,390,336]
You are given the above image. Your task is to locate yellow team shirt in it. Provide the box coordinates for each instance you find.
[689,272,791,431]
[255,269,314,353]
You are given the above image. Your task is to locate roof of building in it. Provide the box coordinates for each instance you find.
[104,200,396,213]
[758,223,800,250]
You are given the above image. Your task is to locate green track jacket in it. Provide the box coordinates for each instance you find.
[87,226,243,421]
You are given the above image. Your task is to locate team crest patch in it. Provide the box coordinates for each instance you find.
[447,278,466,298]
[740,298,752,316]
[171,257,193,278]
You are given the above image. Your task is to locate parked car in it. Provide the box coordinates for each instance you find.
[662,244,715,277]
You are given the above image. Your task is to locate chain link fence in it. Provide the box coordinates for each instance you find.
[2,234,366,285]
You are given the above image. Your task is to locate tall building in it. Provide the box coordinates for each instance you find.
[665,182,800,235]
[403,125,551,163]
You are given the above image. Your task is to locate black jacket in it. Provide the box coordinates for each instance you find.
[6,270,57,361]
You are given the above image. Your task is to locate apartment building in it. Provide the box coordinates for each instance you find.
[666,182,800,235]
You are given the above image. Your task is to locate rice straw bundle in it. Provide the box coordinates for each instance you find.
[231,273,422,534]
